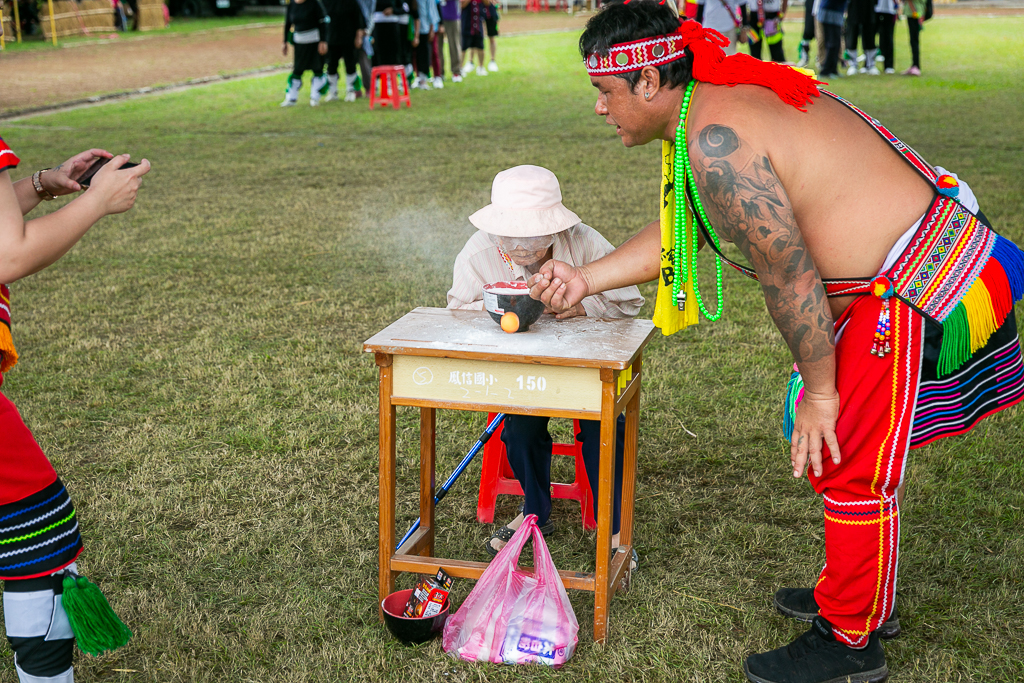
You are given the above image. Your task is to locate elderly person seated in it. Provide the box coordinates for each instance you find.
[446,165,644,559]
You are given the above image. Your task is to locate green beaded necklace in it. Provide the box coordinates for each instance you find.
[672,80,724,321]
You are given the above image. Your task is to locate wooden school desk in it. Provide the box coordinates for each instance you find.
[363,307,655,642]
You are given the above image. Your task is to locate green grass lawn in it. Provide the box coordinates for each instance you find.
[2,13,1023,682]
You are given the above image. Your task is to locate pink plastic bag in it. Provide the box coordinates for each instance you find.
[442,515,578,667]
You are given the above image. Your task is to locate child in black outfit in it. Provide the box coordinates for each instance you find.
[282,0,331,107]
[323,0,367,101]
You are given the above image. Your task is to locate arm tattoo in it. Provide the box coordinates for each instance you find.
[689,124,835,364]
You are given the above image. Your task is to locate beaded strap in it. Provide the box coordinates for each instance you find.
[673,80,725,321]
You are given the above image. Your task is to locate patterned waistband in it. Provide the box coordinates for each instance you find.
[0,478,83,580]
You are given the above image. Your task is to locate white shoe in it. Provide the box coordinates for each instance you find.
[876,53,885,63]
[857,53,866,64]
[452,74,463,82]
[310,98,320,107]
[324,91,339,102]
[433,76,444,89]
[280,98,297,107]
[488,60,498,72]
[344,90,357,102]
[846,64,858,76]
[463,66,474,75]
[476,66,487,76]
[867,66,881,75]
[884,67,895,74]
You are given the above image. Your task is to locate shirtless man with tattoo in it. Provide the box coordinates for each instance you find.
[529,4,1024,682]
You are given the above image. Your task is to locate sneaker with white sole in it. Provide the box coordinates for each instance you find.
[280,99,297,107]
[867,66,881,75]
[476,66,487,76]
[488,60,498,72]
[309,99,320,107]
[343,91,357,102]
[846,64,858,76]
[452,74,463,83]
[433,76,444,89]
[884,67,895,74]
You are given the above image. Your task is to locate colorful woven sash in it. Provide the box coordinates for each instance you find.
[687,91,1024,377]
[0,284,16,376]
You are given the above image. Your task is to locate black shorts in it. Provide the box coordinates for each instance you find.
[485,6,498,37]
[292,42,324,76]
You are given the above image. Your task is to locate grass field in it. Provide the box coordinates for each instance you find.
[2,13,1023,683]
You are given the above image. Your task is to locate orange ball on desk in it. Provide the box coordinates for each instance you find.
[500,312,520,333]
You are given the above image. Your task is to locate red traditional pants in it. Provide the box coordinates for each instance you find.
[809,295,924,648]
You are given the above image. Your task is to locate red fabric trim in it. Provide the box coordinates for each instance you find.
[0,137,21,173]
[0,393,58,506]
[1,550,83,581]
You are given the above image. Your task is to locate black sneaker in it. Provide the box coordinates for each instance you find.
[774,588,901,640]
[744,616,889,683]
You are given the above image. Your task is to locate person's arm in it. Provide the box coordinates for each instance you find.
[284,2,293,47]
[316,0,331,52]
[529,219,660,314]
[0,155,150,284]
[686,120,840,479]
[570,226,646,320]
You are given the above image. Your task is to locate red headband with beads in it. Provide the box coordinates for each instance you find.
[584,19,824,111]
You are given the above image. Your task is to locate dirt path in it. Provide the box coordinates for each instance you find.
[0,13,587,115]
[1,5,1018,115]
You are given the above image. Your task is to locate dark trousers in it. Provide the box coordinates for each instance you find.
[845,0,876,52]
[876,12,896,69]
[326,39,358,76]
[502,414,625,535]
[372,23,401,66]
[748,10,786,62]
[415,35,432,76]
[291,42,323,80]
[907,15,921,67]
[821,22,843,74]
[802,3,816,41]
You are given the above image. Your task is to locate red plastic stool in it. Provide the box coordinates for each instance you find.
[476,413,597,530]
[369,66,410,110]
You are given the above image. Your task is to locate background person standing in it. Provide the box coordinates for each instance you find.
[696,0,746,54]
[439,0,463,82]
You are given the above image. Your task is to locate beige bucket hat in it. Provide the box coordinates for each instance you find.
[469,165,582,237]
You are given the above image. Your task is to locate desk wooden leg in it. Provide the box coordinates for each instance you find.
[593,371,618,644]
[420,407,436,558]
[620,353,641,552]
[377,354,397,617]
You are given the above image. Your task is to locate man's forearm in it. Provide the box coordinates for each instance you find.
[688,122,837,394]
[580,219,661,295]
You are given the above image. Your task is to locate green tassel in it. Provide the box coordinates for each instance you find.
[61,572,132,656]
[938,303,971,377]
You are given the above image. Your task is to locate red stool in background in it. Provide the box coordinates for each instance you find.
[476,413,597,530]
[369,66,410,110]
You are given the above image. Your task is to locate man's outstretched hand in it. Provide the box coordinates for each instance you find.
[528,260,591,313]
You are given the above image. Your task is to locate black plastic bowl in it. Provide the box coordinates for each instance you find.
[483,281,545,332]
[381,588,450,645]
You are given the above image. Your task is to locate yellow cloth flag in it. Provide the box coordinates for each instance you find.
[652,140,699,335]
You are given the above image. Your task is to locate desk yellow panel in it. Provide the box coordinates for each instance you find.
[392,356,603,413]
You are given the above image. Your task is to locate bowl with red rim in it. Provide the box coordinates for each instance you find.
[381,588,450,645]
[482,281,545,332]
